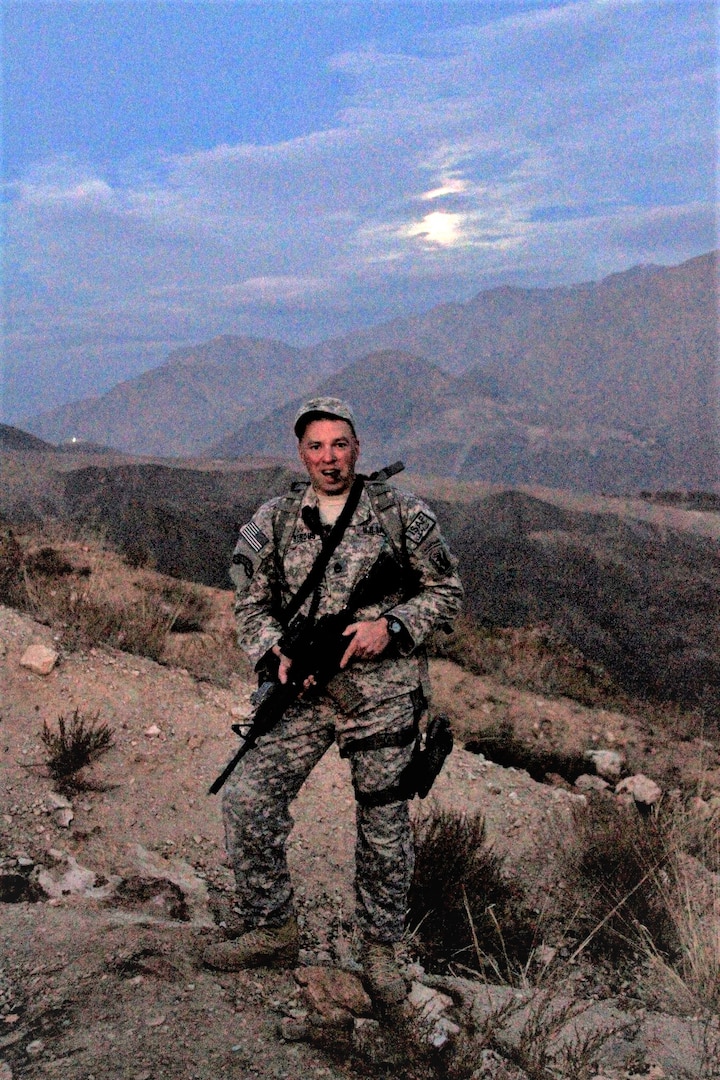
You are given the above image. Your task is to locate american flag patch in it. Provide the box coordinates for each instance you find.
[239,521,270,554]
[406,510,435,549]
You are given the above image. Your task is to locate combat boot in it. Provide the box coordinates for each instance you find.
[202,915,299,971]
[359,937,409,1009]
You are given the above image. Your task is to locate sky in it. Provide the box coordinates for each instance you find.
[2,0,718,422]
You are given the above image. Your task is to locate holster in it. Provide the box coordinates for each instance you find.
[353,712,453,807]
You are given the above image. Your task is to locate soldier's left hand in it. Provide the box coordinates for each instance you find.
[339,619,391,669]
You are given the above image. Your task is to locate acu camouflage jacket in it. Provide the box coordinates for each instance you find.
[230,479,463,718]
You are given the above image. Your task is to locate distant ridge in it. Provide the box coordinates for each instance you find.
[0,424,53,451]
[25,336,331,457]
[21,252,719,493]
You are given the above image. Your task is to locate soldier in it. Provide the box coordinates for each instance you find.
[204,397,463,1009]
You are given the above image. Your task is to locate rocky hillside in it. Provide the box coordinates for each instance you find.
[0,425,53,452]
[213,344,718,493]
[0,523,718,1078]
[24,336,328,458]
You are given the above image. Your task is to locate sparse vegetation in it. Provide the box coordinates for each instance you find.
[643,801,720,1011]
[41,707,115,789]
[148,578,212,634]
[0,527,247,682]
[483,994,631,1080]
[565,797,678,962]
[464,718,587,783]
[430,616,620,709]
[0,527,28,608]
[408,808,536,982]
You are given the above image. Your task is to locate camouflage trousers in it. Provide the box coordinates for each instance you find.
[221,693,417,943]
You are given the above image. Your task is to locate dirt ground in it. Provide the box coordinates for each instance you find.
[1,589,719,1079]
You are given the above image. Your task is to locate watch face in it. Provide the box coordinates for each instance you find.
[388,619,402,636]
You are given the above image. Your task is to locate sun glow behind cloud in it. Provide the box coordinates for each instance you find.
[420,178,471,201]
[406,211,465,247]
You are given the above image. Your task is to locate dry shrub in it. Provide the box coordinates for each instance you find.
[408,808,536,981]
[41,581,174,661]
[146,578,212,634]
[567,797,678,962]
[644,801,720,1011]
[41,708,115,790]
[0,527,28,608]
[24,545,78,577]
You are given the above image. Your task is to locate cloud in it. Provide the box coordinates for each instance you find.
[420,179,471,201]
[4,0,717,421]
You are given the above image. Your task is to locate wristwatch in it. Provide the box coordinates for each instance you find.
[386,617,405,640]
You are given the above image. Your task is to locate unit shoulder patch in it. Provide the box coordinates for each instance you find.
[231,552,254,580]
[405,510,435,549]
[426,541,453,577]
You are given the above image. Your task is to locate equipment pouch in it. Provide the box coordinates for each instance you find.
[324,671,366,714]
[414,713,454,798]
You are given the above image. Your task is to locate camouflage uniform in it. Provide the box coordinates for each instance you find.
[223,480,462,943]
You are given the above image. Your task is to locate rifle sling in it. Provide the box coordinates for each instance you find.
[280,475,365,627]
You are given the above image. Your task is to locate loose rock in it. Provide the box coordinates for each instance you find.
[19,644,59,676]
[616,773,663,806]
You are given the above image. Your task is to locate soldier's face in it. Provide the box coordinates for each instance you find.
[298,418,359,496]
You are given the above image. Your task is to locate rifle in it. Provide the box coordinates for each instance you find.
[208,549,401,795]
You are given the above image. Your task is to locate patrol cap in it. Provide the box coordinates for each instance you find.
[293,396,358,438]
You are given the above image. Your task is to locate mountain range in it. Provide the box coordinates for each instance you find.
[23,251,718,493]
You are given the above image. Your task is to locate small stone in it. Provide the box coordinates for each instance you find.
[279,1016,309,1042]
[145,1014,166,1027]
[616,774,662,806]
[19,644,59,676]
[574,774,610,793]
[25,1040,44,1057]
[54,807,74,828]
[295,966,372,1023]
[584,748,625,780]
[144,725,161,738]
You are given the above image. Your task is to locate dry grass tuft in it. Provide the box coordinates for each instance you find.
[430,616,618,708]
[408,807,536,981]
[41,707,115,790]
[565,797,678,962]
[643,802,720,1012]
